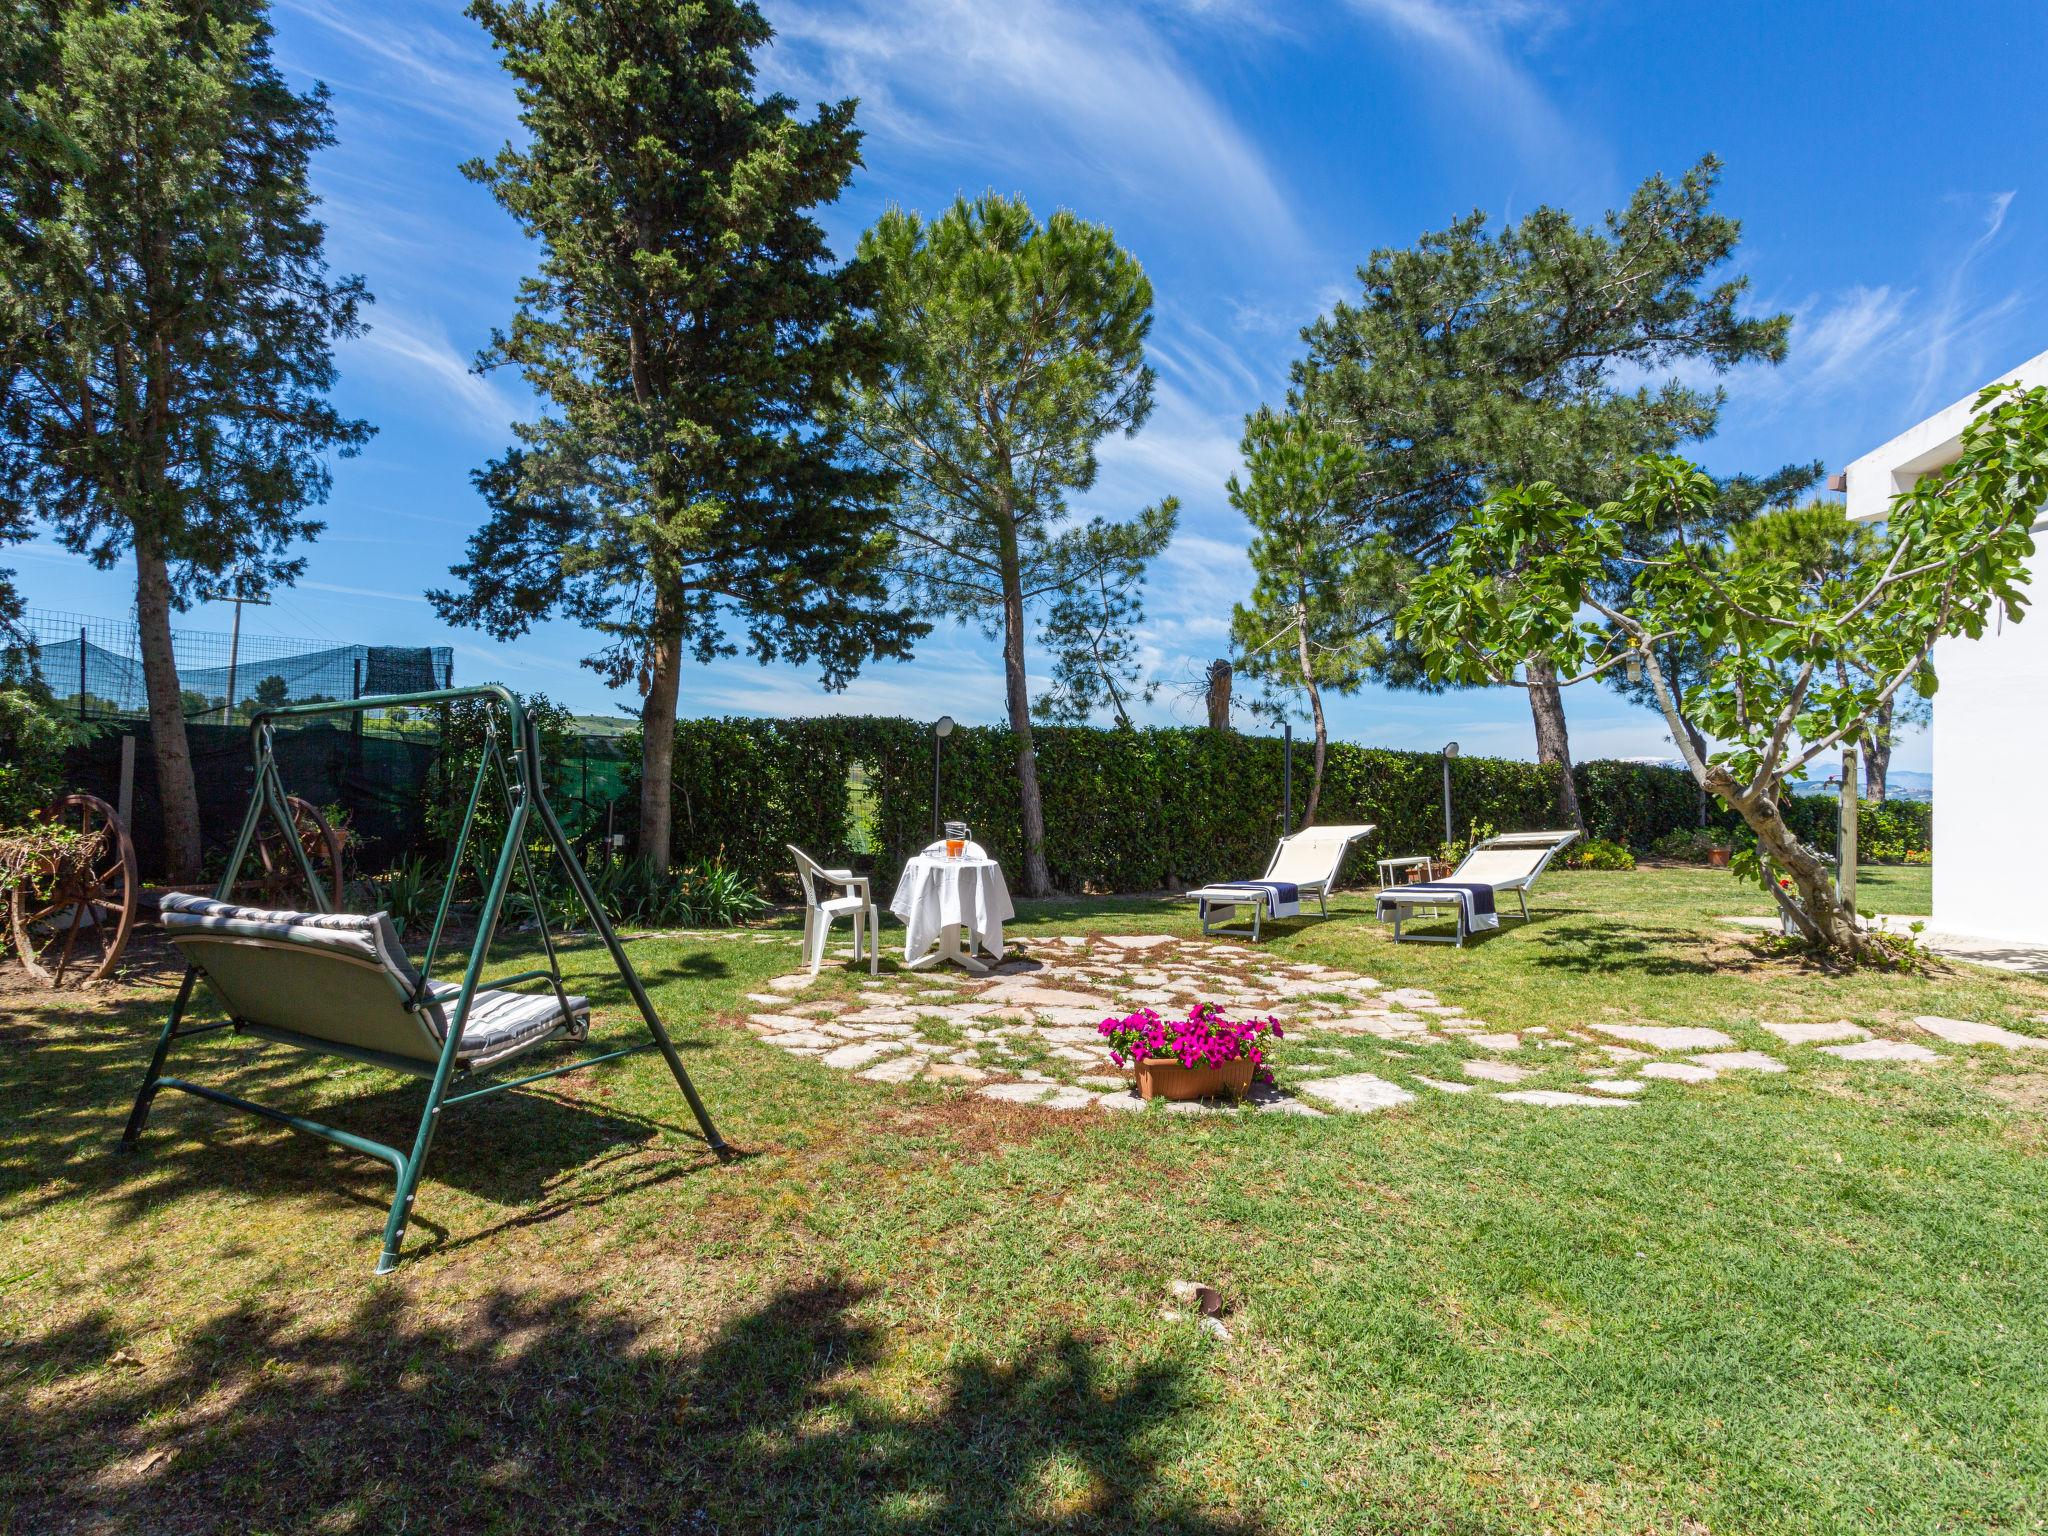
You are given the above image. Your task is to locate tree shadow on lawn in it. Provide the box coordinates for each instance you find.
[1524,919,1770,977]
[5,1281,1265,1535]
[1,987,727,1255]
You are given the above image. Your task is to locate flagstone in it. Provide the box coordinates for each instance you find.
[748,1013,820,1032]
[1103,934,1173,950]
[1095,1090,1149,1112]
[1761,1024,1875,1048]
[1584,1079,1646,1095]
[1038,1086,1103,1110]
[978,1082,1057,1104]
[1690,1051,1786,1073]
[981,984,1117,1009]
[766,974,815,993]
[1599,1044,1650,1061]
[1034,1006,1109,1027]
[1639,1061,1718,1083]
[1299,1073,1417,1113]
[1466,1032,1521,1052]
[1498,1090,1633,1108]
[760,1029,837,1049]
[1594,1024,1736,1051]
[858,1054,928,1084]
[1251,1092,1328,1118]
[822,1041,905,1071]
[1462,1059,1529,1083]
[1821,1038,1941,1063]
[1078,1074,1128,1089]
[1911,1015,2048,1050]
[1415,1075,1474,1094]
[925,1062,991,1083]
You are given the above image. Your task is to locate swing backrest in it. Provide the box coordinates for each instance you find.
[160,894,448,1064]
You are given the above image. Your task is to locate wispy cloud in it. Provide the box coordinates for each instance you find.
[1341,0,1581,168]
[1092,380,1247,511]
[300,579,429,604]
[1798,284,1910,384]
[275,0,516,135]
[347,311,517,440]
[1912,189,2016,411]
[1725,193,2024,430]
[759,0,1300,248]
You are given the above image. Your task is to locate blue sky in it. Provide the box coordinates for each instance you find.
[20,0,2048,773]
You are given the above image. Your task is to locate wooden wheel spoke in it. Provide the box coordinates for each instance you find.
[12,793,135,986]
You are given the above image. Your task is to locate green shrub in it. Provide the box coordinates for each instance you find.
[1568,837,1636,871]
[0,685,85,826]
[652,717,1803,895]
[1647,827,1724,863]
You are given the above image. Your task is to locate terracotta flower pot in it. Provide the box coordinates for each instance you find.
[1132,1056,1255,1102]
[1708,847,1731,868]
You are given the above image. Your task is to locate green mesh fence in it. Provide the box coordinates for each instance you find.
[62,718,633,883]
[24,607,451,722]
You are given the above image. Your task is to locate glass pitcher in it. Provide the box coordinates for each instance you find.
[943,820,970,860]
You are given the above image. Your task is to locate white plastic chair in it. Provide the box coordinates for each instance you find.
[788,844,880,977]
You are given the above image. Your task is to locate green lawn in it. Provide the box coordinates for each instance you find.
[5,865,2047,1534]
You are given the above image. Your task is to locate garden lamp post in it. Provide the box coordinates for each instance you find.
[1441,741,1459,847]
[931,715,955,840]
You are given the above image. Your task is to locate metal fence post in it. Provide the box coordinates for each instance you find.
[78,625,87,719]
[1283,722,1293,831]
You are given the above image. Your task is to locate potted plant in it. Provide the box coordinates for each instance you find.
[1707,836,1732,868]
[1098,1003,1282,1102]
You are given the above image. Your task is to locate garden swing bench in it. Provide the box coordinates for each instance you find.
[118,684,729,1276]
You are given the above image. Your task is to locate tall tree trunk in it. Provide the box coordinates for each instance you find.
[1680,716,1712,826]
[1862,701,1892,802]
[1294,603,1325,827]
[133,540,202,883]
[638,625,682,871]
[1702,765,1874,961]
[1525,655,1583,829]
[997,519,1052,896]
[1204,659,1232,731]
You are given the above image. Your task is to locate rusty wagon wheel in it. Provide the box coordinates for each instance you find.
[246,795,346,912]
[9,793,139,986]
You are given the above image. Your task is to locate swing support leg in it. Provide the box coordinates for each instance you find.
[530,762,728,1158]
[119,966,199,1149]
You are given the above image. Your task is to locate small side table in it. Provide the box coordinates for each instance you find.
[1377,854,1437,888]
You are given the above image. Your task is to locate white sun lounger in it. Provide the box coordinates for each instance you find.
[1187,823,1376,940]
[1375,829,1582,945]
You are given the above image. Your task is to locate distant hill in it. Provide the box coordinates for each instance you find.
[569,714,636,739]
[1790,766,1932,802]
[1616,755,1930,803]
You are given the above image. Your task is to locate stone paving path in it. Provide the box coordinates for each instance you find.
[725,929,2048,1119]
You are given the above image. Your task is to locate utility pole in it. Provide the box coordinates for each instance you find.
[1838,744,1858,918]
[198,580,270,723]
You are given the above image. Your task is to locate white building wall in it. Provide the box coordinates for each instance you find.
[1929,537,2048,944]
[1841,346,2048,946]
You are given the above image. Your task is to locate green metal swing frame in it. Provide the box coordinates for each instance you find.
[118,683,729,1275]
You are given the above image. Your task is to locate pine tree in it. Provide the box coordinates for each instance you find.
[0,0,370,878]
[841,194,1176,895]
[1228,411,1406,826]
[438,0,920,868]
[1294,156,1794,828]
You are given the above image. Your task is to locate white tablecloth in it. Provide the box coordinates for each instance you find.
[888,853,1014,962]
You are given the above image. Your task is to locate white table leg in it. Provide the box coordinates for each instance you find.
[905,921,990,974]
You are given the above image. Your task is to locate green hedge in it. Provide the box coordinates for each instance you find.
[653,717,1917,894]
[1779,794,1933,862]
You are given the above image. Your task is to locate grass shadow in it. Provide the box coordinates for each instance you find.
[1525,919,1764,976]
[4,1281,1264,1534]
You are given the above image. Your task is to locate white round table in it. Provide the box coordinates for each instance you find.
[888,851,1014,973]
